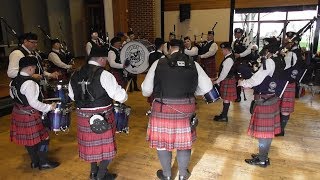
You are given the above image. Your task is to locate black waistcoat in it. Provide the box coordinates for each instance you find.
[11,75,42,105]
[218,54,236,78]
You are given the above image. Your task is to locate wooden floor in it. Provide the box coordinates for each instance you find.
[0,75,320,180]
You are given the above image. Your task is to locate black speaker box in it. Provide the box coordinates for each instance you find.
[179,4,190,22]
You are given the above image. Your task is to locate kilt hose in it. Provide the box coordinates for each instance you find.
[200,56,216,78]
[280,82,296,114]
[248,94,281,138]
[220,78,237,101]
[76,105,117,162]
[10,104,49,146]
[109,69,126,89]
[147,98,196,151]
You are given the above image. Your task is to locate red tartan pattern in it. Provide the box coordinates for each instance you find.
[220,78,237,101]
[200,56,216,78]
[280,82,296,113]
[109,69,126,88]
[147,98,196,151]
[76,106,117,162]
[248,95,281,138]
[10,104,49,146]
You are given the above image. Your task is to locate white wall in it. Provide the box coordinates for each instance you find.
[164,8,231,42]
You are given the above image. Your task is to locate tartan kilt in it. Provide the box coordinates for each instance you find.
[109,69,126,88]
[200,57,216,78]
[147,98,196,151]
[220,78,237,101]
[248,95,281,138]
[10,104,49,146]
[280,82,296,113]
[76,105,117,162]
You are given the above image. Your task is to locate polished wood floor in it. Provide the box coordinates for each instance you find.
[0,74,320,180]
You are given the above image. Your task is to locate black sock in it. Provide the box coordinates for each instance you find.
[177,150,191,176]
[25,144,39,163]
[258,138,272,161]
[97,160,111,178]
[236,86,242,99]
[221,103,230,117]
[37,140,49,164]
[157,150,172,177]
[281,114,290,129]
[91,162,98,173]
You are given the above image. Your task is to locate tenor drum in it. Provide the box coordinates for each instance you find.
[45,102,71,133]
[120,40,155,74]
[46,80,70,104]
[113,103,131,133]
[204,85,220,103]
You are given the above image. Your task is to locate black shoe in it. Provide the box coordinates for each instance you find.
[250,154,271,165]
[179,169,191,180]
[235,98,241,102]
[156,169,171,180]
[214,114,228,122]
[275,131,285,137]
[39,161,60,170]
[245,157,270,168]
[96,173,117,180]
[89,172,97,180]
[30,162,39,169]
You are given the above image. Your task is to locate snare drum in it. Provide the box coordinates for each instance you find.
[120,40,155,74]
[114,103,131,133]
[47,80,70,104]
[47,102,71,133]
[204,85,220,103]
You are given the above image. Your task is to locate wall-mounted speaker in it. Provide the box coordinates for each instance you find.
[179,4,190,22]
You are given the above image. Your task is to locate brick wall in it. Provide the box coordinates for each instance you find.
[128,0,155,42]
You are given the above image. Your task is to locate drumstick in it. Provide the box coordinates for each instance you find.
[43,98,62,101]
[125,79,133,92]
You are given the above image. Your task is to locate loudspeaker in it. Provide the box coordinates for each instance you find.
[179,4,190,22]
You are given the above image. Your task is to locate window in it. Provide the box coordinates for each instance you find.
[233,8,318,51]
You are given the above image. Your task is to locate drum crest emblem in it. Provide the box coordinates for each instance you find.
[125,44,145,68]
[268,81,277,93]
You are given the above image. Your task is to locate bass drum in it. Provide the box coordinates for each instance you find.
[120,40,155,74]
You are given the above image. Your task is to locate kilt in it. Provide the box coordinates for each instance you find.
[248,94,281,138]
[109,69,126,88]
[220,78,237,101]
[280,82,296,113]
[200,56,216,78]
[147,98,196,151]
[76,105,116,162]
[10,104,49,146]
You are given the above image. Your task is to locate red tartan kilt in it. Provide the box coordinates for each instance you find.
[200,57,216,78]
[147,98,196,151]
[110,69,126,88]
[76,106,117,162]
[10,104,49,146]
[220,78,237,101]
[248,95,281,138]
[280,82,296,113]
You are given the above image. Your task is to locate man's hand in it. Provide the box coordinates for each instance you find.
[32,74,43,80]
[50,102,57,110]
[50,71,60,79]
[234,53,240,58]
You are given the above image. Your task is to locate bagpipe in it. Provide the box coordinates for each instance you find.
[194,22,218,50]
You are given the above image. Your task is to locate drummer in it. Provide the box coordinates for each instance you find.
[108,36,127,88]
[9,56,60,170]
[122,30,135,46]
[183,36,198,61]
[213,42,237,122]
[69,46,128,180]
[47,38,73,80]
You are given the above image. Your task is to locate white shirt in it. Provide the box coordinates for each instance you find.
[9,72,52,113]
[48,49,72,69]
[216,53,234,84]
[199,41,218,59]
[141,50,213,97]
[7,45,51,78]
[107,46,124,69]
[239,58,275,88]
[68,61,128,109]
[184,46,198,57]
[284,51,297,70]
[85,40,96,56]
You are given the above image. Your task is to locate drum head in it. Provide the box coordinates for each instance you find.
[120,40,152,74]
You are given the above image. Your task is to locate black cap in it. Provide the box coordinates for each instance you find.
[234,28,244,34]
[208,31,214,35]
[51,38,60,46]
[127,31,134,36]
[20,32,38,41]
[110,37,122,45]
[89,47,108,58]
[169,32,175,36]
[90,28,98,35]
[286,31,296,38]
[19,56,38,69]
[155,38,164,49]
[169,39,182,47]
[220,42,231,49]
